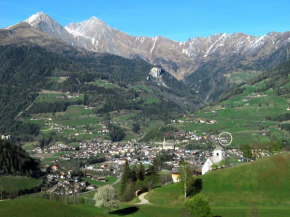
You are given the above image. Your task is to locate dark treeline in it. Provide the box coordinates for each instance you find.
[217,85,246,103]
[28,100,83,114]
[142,125,178,142]
[279,123,290,132]
[249,59,290,87]
[68,53,152,84]
[266,113,290,122]
[0,140,40,176]
[107,124,126,142]
[120,159,160,202]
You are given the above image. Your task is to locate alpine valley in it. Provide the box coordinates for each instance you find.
[1,10,290,217]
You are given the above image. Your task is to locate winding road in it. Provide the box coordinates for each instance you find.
[135,192,150,205]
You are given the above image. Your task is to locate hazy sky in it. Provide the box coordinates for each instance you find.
[1,0,290,41]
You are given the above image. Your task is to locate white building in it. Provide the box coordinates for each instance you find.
[162,137,175,150]
[202,146,224,175]
[1,135,11,140]
[171,167,180,183]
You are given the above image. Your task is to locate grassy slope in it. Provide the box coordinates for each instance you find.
[2,154,290,217]
[201,154,290,207]
[0,176,42,193]
[146,153,290,217]
[82,177,117,186]
[171,81,290,145]
[0,199,104,217]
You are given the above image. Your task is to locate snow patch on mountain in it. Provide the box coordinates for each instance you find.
[24,12,45,26]
[248,35,268,52]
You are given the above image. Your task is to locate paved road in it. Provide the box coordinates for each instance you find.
[136,192,150,205]
[112,172,122,186]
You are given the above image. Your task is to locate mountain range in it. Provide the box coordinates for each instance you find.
[3,12,290,100]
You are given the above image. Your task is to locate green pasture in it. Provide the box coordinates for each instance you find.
[0,176,42,193]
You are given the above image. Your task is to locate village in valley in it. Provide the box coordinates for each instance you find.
[5,79,284,199]
[27,127,274,197]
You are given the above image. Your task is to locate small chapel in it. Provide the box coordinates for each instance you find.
[202,146,225,175]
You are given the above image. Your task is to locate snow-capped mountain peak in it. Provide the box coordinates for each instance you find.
[18,12,290,81]
[23,12,95,49]
[65,16,111,38]
[24,12,51,26]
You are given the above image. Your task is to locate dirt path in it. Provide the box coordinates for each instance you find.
[136,192,150,205]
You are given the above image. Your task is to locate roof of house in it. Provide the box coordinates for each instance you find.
[214,146,223,151]
[171,167,179,174]
[208,156,221,164]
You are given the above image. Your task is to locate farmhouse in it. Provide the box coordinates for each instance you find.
[202,146,224,175]
[171,167,180,183]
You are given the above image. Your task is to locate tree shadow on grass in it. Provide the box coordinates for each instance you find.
[110,206,139,216]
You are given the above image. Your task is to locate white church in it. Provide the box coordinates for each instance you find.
[162,137,175,150]
[202,146,225,175]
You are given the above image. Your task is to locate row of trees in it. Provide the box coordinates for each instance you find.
[119,159,159,202]
[279,123,290,132]
[266,112,290,122]
[241,140,282,160]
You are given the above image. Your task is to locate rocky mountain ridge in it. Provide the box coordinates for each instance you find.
[20,12,290,78]
[3,12,290,101]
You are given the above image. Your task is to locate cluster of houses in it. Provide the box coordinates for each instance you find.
[35,124,278,194]
[171,119,217,125]
[67,92,80,99]
[32,143,76,155]
[45,169,94,194]
[0,135,11,140]
[243,93,267,102]
[30,117,53,121]
[194,119,217,124]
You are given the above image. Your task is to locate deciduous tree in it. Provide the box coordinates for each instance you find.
[242,144,252,161]
[94,185,119,215]
[184,194,212,217]
[179,162,194,199]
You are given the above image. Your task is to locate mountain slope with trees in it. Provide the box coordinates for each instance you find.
[0,139,40,176]
[0,39,202,142]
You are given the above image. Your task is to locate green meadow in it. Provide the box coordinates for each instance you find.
[0,176,42,193]
[1,154,290,217]
[82,177,117,188]
[87,80,119,88]
[144,97,159,105]
[146,153,290,217]
[229,72,260,84]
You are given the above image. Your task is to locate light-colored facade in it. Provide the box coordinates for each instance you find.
[163,137,175,150]
[202,146,224,175]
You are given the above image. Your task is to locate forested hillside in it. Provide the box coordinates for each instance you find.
[0,45,74,136]
[0,44,202,144]
[0,139,40,176]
